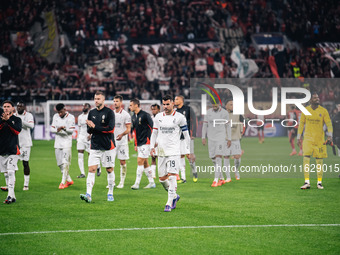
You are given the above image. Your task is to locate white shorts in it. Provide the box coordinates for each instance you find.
[77,138,90,152]
[190,139,195,154]
[137,144,150,159]
[224,140,242,156]
[88,149,116,168]
[116,144,129,160]
[158,155,180,177]
[19,146,31,161]
[0,155,19,172]
[55,148,72,166]
[180,139,190,155]
[208,140,225,159]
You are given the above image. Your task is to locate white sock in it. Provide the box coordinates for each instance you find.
[120,164,127,184]
[234,158,241,178]
[86,172,95,196]
[160,179,169,191]
[144,167,154,184]
[7,170,15,198]
[24,175,30,187]
[67,174,72,182]
[135,165,143,185]
[180,157,186,180]
[214,157,222,182]
[150,164,156,179]
[305,179,310,184]
[224,158,231,180]
[4,172,9,186]
[61,164,67,184]
[78,153,85,175]
[107,171,115,195]
[65,164,72,182]
[167,175,177,206]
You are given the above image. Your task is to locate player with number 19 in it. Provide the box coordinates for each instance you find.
[150,95,190,212]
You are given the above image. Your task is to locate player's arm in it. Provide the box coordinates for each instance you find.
[6,116,22,135]
[87,112,93,134]
[22,113,34,129]
[190,106,197,138]
[226,112,231,148]
[117,114,132,140]
[50,115,58,134]
[202,114,208,146]
[240,115,245,136]
[146,112,153,130]
[180,116,191,157]
[324,109,333,142]
[150,117,159,157]
[297,112,306,140]
[64,115,76,135]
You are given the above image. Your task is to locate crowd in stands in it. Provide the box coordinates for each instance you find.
[0,0,339,103]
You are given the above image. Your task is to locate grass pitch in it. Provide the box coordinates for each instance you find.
[0,137,339,254]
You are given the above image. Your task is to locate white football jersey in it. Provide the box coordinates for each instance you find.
[15,111,34,147]
[153,111,187,156]
[51,112,75,149]
[203,107,229,142]
[77,112,89,141]
[114,108,131,146]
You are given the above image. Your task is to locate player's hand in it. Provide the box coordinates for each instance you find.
[202,138,206,146]
[189,153,196,163]
[134,146,137,152]
[1,112,9,121]
[86,120,95,128]
[116,134,123,141]
[227,140,231,148]
[327,136,333,144]
[57,126,64,132]
[87,135,91,141]
[150,148,155,157]
[297,138,303,147]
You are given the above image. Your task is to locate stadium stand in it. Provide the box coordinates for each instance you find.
[0,0,339,103]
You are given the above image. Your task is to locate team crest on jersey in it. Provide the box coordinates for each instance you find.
[319,114,322,117]
[102,115,105,123]
[93,116,96,119]
[173,118,176,123]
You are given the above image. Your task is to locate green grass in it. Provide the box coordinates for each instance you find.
[0,137,339,254]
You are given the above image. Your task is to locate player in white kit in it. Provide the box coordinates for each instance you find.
[202,102,231,187]
[150,95,191,212]
[150,104,161,179]
[224,99,243,182]
[77,103,91,178]
[113,95,131,189]
[51,103,75,189]
[15,102,34,191]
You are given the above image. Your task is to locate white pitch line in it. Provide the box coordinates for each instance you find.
[0,224,339,236]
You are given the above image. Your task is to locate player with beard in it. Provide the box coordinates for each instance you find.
[15,101,34,190]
